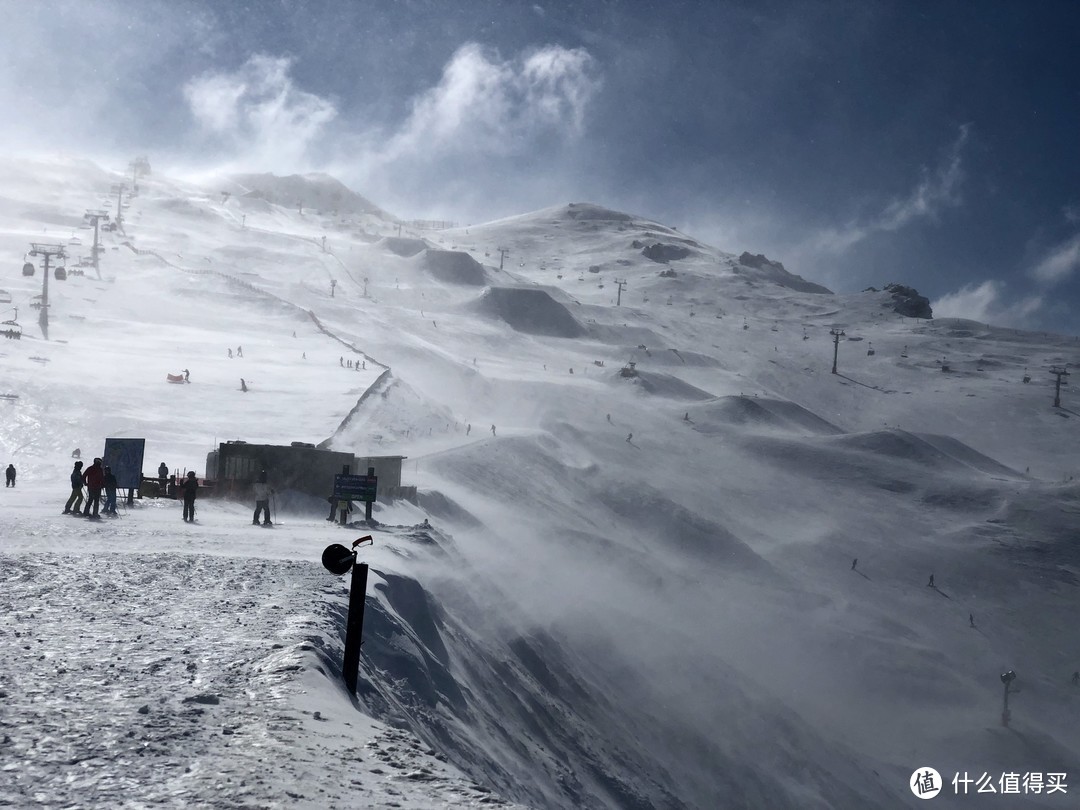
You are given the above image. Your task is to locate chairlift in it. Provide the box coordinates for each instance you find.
[22,262,35,277]
[1023,368,1031,384]
[2,319,21,340]
[867,342,875,356]
[901,345,908,358]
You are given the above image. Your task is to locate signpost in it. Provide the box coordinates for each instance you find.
[334,467,378,523]
[103,437,145,506]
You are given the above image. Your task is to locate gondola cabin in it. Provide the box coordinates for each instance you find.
[22,262,34,277]
[54,266,67,280]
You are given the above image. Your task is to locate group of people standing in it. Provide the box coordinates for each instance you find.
[63,458,118,518]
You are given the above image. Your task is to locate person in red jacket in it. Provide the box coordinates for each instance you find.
[82,457,105,518]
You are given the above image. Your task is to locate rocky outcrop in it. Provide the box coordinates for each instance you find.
[884,283,933,319]
[642,243,692,263]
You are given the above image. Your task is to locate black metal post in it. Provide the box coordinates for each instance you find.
[342,562,369,694]
[365,465,375,521]
[339,464,350,525]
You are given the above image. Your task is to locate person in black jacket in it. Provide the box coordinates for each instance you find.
[63,461,84,514]
[102,466,118,514]
[182,471,198,522]
[4,464,14,487]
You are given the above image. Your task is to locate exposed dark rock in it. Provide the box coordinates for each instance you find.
[642,243,692,263]
[884,283,933,319]
[739,252,784,272]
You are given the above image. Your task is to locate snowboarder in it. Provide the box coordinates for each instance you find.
[240,378,248,392]
[4,463,14,487]
[183,368,190,382]
[102,466,118,514]
[927,574,935,588]
[626,433,633,443]
[158,462,169,494]
[252,471,272,525]
[228,348,233,359]
[181,471,198,522]
[63,461,84,514]
[490,424,496,437]
[684,412,690,421]
[851,558,858,571]
[236,346,243,357]
[969,613,975,628]
[82,457,105,518]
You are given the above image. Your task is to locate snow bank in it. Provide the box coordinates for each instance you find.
[473,287,585,338]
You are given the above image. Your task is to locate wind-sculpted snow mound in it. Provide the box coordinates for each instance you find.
[693,395,843,435]
[378,236,429,257]
[326,372,457,450]
[473,287,585,337]
[833,429,1018,476]
[620,370,715,401]
[415,249,489,285]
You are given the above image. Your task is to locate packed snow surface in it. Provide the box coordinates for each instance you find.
[1,157,1078,809]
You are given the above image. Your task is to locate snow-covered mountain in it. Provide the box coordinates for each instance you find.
[1,157,1077,809]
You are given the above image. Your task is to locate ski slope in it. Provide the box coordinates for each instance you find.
[1,156,1078,809]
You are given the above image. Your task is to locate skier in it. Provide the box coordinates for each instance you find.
[82,457,105,518]
[684,412,690,422]
[1072,671,1079,686]
[181,471,198,522]
[969,613,975,628]
[102,466,118,514]
[158,462,169,494]
[626,433,633,443]
[236,346,243,357]
[851,558,858,571]
[340,356,344,367]
[183,368,190,382]
[927,574,935,588]
[466,424,471,436]
[241,378,248,392]
[63,461,84,514]
[4,463,14,487]
[362,361,366,370]
[302,353,306,360]
[228,348,233,359]
[252,471,272,526]
[606,414,612,423]
[490,424,496,437]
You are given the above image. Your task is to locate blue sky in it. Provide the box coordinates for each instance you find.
[3,0,1079,333]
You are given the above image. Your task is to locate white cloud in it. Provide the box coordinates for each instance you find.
[183,55,337,170]
[376,43,600,164]
[933,279,1043,327]
[1029,232,1080,285]
[806,124,970,256]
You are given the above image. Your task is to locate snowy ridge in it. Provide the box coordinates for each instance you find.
[1,157,1078,809]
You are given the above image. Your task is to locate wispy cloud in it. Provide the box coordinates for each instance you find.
[933,280,1043,327]
[374,43,600,165]
[1029,232,1080,285]
[805,124,971,256]
[183,55,338,171]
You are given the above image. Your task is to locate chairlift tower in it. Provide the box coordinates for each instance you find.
[110,184,127,230]
[829,328,846,374]
[497,247,509,271]
[28,242,66,340]
[1050,366,1070,408]
[614,278,627,306]
[83,210,109,280]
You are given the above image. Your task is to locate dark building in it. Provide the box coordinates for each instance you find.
[205,441,406,502]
